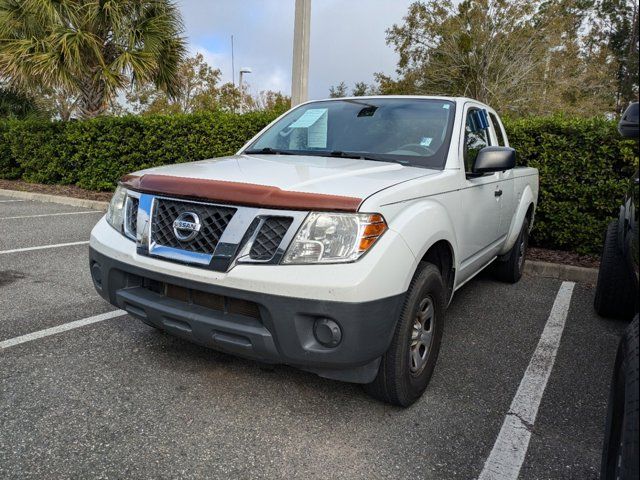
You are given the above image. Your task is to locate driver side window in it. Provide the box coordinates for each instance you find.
[464,109,491,173]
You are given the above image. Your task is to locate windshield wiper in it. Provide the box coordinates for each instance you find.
[245,148,409,165]
[329,150,362,159]
[244,147,295,155]
[329,150,409,165]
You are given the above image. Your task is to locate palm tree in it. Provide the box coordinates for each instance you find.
[0,87,41,119]
[0,0,186,119]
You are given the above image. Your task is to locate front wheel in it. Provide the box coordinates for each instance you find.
[364,262,445,407]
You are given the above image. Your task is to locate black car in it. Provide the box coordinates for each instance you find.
[594,103,639,319]
[595,102,639,480]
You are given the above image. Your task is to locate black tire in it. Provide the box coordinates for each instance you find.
[594,221,637,320]
[601,316,639,480]
[494,218,529,284]
[364,262,445,407]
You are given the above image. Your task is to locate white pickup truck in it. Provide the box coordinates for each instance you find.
[90,96,538,406]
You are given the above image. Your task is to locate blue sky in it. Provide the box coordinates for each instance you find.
[178,0,415,99]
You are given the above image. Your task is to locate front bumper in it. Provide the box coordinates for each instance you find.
[90,216,415,303]
[90,247,404,384]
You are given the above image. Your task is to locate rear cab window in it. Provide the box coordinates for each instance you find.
[488,112,507,146]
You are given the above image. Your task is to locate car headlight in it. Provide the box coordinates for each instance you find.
[282,212,387,264]
[106,185,127,232]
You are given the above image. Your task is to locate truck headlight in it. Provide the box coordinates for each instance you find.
[282,212,387,264]
[106,185,127,232]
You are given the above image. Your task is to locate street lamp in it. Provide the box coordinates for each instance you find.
[291,0,311,106]
[238,67,252,113]
[239,67,252,90]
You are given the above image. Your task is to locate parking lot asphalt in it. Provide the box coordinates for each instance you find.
[0,198,628,479]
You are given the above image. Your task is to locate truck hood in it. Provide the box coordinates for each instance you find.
[131,153,438,201]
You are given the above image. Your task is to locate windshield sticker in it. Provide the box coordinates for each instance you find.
[307,110,328,148]
[420,137,433,147]
[287,108,329,148]
[289,108,328,129]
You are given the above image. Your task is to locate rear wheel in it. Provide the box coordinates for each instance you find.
[364,262,445,407]
[494,218,529,283]
[594,221,637,319]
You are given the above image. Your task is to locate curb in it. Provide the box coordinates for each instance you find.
[0,189,108,211]
[525,260,598,284]
[1,187,599,284]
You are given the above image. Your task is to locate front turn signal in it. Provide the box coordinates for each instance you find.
[358,214,388,254]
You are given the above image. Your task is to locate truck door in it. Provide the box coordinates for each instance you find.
[488,111,515,238]
[458,107,502,280]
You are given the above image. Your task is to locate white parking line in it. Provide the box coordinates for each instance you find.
[0,211,102,220]
[0,310,127,350]
[477,281,575,480]
[0,199,26,203]
[0,241,90,255]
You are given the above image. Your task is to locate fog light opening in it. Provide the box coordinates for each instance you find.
[313,318,342,348]
[91,262,103,289]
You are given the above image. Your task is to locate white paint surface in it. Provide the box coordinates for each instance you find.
[0,211,101,220]
[478,281,576,480]
[0,241,89,255]
[0,310,127,350]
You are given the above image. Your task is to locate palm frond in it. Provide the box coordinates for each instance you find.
[0,0,186,118]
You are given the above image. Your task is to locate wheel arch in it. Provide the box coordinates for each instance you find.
[499,185,535,255]
[420,239,456,305]
[525,202,535,226]
[383,198,460,305]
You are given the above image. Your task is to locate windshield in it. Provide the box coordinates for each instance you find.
[245,98,456,169]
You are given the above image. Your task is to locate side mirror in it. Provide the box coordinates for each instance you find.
[473,146,516,174]
[618,102,639,139]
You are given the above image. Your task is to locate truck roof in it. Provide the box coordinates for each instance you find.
[302,95,494,111]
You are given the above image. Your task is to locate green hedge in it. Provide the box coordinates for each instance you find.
[0,111,279,190]
[0,113,637,254]
[504,116,637,254]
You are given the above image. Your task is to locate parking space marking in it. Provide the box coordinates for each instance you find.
[0,211,102,220]
[0,310,126,350]
[477,281,576,480]
[0,199,26,203]
[0,241,90,255]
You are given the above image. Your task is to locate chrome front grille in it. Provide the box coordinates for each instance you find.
[133,194,307,271]
[249,217,293,260]
[151,198,236,254]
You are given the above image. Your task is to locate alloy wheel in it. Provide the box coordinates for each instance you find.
[409,296,435,375]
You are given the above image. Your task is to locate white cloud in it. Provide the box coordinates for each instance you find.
[188,44,227,76]
[178,0,412,99]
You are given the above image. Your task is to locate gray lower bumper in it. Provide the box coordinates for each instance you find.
[89,247,404,384]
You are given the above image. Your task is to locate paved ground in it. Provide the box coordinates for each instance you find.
[0,197,628,479]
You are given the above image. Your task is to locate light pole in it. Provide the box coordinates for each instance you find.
[291,0,311,106]
[238,67,252,113]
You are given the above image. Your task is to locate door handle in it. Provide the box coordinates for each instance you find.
[494,189,503,197]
